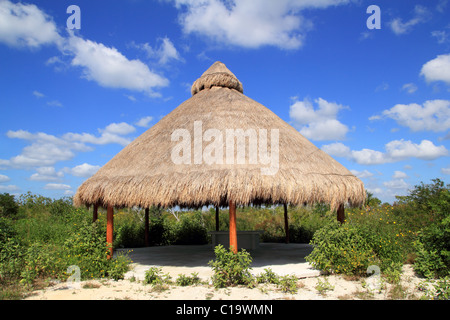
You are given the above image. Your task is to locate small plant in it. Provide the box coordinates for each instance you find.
[144,267,172,286]
[278,274,298,294]
[176,272,202,286]
[256,268,279,285]
[208,245,254,288]
[315,277,335,296]
[433,277,450,300]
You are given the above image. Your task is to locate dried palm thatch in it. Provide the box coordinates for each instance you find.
[73,62,365,211]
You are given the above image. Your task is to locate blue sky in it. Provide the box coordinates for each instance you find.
[0,0,449,203]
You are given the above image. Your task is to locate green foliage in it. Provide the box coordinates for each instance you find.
[63,219,130,281]
[278,274,298,294]
[256,268,279,285]
[0,217,24,283]
[174,211,208,245]
[144,267,172,285]
[306,221,375,275]
[0,193,19,219]
[208,244,254,288]
[176,272,202,286]
[413,215,450,278]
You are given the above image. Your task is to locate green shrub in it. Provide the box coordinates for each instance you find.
[413,215,450,278]
[256,268,279,285]
[174,212,208,245]
[63,220,130,281]
[176,272,201,286]
[306,221,375,275]
[0,217,24,283]
[208,244,254,288]
[0,193,19,219]
[278,274,298,294]
[144,267,172,285]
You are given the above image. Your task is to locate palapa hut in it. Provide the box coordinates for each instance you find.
[74,61,365,255]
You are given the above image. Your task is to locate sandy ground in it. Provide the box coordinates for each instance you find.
[24,265,425,300]
[24,244,429,300]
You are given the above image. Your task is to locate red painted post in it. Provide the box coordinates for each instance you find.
[106,205,114,259]
[229,201,238,253]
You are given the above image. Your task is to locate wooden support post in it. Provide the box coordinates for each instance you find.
[283,203,290,244]
[93,204,98,223]
[144,208,150,247]
[106,205,114,259]
[215,206,220,231]
[229,201,238,253]
[337,204,345,224]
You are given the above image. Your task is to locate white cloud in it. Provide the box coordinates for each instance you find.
[322,139,448,165]
[289,98,349,141]
[389,5,430,35]
[442,166,450,175]
[401,83,418,94]
[103,122,136,136]
[371,99,450,132]
[135,116,153,128]
[0,174,10,183]
[431,30,449,44]
[0,0,63,48]
[392,171,408,179]
[44,183,71,190]
[67,163,101,178]
[29,167,64,181]
[67,35,169,93]
[133,38,183,64]
[0,185,20,192]
[170,0,351,50]
[1,122,135,169]
[386,139,448,161]
[350,169,374,179]
[383,178,409,190]
[46,100,63,107]
[63,122,136,146]
[32,90,45,98]
[421,54,450,85]
[321,142,351,158]
[0,1,169,96]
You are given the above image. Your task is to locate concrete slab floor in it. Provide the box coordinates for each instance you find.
[118,243,321,282]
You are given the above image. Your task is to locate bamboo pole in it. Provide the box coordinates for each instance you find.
[229,201,238,253]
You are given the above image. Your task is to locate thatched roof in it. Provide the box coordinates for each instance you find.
[74,61,365,211]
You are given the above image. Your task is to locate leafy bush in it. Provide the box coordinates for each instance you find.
[174,212,208,245]
[176,272,201,286]
[0,217,24,283]
[63,219,130,281]
[413,215,450,278]
[256,268,279,285]
[306,221,375,275]
[0,193,19,219]
[144,267,172,285]
[278,274,298,294]
[208,244,254,288]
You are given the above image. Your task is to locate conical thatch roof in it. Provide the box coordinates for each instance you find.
[74,61,365,211]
